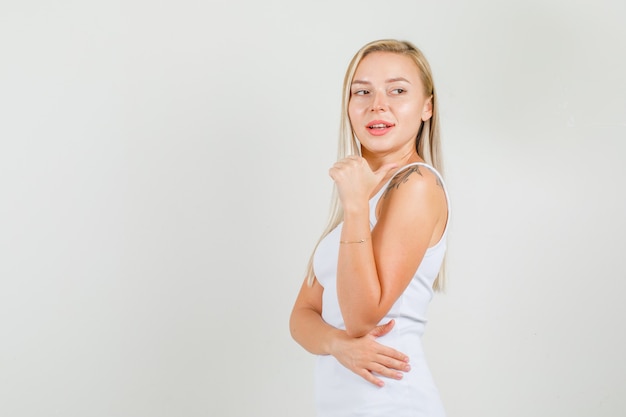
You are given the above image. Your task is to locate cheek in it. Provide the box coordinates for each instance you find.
[347,103,361,124]
[397,99,421,112]
[397,101,424,121]
[348,97,370,113]
[397,103,425,130]
[347,103,354,118]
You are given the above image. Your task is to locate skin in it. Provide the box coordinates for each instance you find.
[289,51,448,387]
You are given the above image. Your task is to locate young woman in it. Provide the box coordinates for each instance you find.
[290,39,449,417]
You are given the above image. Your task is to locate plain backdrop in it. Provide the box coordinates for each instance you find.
[1,1,625,416]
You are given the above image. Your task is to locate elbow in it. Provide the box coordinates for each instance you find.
[289,307,309,344]
[289,311,299,342]
[343,308,386,338]
[343,319,376,338]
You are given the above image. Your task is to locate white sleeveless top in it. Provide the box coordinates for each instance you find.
[313,162,449,417]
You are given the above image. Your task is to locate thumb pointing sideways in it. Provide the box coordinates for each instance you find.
[374,163,398,180]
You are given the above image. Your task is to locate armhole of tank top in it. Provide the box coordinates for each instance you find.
[417,163,450,248]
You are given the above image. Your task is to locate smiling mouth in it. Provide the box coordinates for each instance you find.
[368,123,394,129]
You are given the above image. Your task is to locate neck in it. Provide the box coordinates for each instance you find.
[362,149,422,172]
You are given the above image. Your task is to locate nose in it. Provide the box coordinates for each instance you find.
[370,92,387,112]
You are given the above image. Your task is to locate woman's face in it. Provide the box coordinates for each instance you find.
[348,52,432,159]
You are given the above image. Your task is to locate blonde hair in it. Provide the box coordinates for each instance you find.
[306,39,446,291]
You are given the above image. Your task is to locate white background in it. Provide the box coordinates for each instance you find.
[1,1,625,416]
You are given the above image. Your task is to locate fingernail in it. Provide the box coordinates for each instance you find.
[396,372,403,379]
[404,364,411,371]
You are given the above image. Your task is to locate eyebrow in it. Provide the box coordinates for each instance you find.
[352,77,412,85]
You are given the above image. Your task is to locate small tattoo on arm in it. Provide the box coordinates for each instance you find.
[382,166,422,199]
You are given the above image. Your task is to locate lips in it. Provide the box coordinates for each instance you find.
[365,120,395,136]
[367,120,395,129]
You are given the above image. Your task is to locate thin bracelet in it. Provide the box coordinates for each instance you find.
[339,237,370,244]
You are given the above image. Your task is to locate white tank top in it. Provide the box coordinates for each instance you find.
[313,162,449,417]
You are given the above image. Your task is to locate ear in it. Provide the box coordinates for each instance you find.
[421,95,433,121]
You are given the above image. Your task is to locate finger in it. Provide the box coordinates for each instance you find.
[376,354,412,372]
[377,345,410,363]
[357,369,385,387]
[329,163,347,173]
[336,156,366,170]
[329,161,354,177]
[328,165,347,180]
[370,362,404,381]
[369,319,395,338]
[374,163,398,179]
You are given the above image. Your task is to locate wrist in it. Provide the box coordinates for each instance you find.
[326,328,347,356]
[342,201,369,216]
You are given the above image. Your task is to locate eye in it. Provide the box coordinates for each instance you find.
[391,88,406,94]
[352,89,369,96]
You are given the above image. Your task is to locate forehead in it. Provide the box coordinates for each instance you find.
[353,51,421,81]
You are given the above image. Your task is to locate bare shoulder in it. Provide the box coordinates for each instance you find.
[375,164,447,245]
[380,164,445,203]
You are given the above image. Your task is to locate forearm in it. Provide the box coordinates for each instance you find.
[289,306,344,356]
[337,204,384,337]
[291,305,411,387]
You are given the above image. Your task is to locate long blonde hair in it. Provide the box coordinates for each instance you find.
[306,39,446,291]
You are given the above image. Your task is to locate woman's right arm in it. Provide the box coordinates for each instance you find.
[289,277,411,387]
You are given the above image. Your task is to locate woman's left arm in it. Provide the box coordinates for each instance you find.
[330,158,445,338]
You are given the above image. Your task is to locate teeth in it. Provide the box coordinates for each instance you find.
[369,124,388,129]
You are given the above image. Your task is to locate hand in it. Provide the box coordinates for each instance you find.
[329,156,397,211]
[329,319,410,387]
